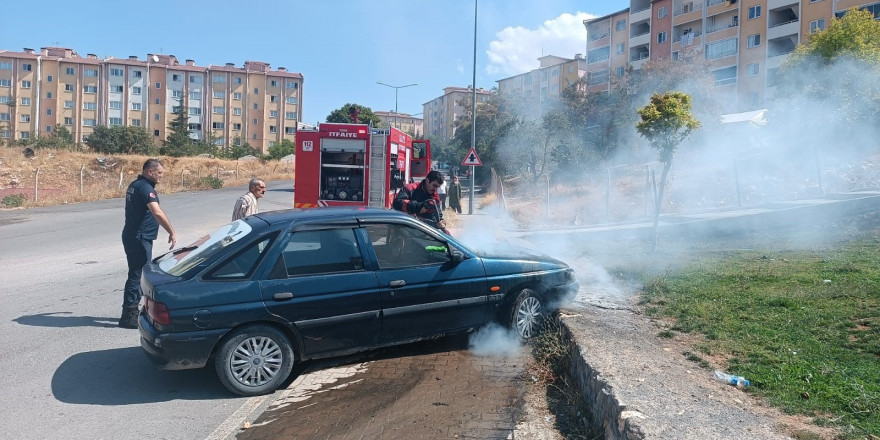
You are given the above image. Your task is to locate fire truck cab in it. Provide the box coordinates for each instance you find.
[294,123,431,209]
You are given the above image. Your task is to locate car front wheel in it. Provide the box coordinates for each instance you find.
[507,288,544,339]
[215,325,295,396]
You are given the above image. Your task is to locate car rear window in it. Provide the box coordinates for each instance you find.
[158,220,253,276]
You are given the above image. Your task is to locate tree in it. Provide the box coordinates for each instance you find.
[34,124,76,150]
[163,100,193,156]
[326,103,381,126]
[636,92,701,251]
[450,92,517,185]
[267,139,295,160]
[86,125,156,155]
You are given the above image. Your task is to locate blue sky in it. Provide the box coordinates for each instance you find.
[0,0,626,125]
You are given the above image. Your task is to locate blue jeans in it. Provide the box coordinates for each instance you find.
[122,235,152,308]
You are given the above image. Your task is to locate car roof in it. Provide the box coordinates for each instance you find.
[253,206,413,227]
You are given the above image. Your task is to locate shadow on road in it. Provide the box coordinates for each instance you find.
[14,312,117,328]
[52,347,231,404]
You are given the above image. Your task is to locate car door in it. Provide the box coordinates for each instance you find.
[360,221,488,344]
[260,226,381,358]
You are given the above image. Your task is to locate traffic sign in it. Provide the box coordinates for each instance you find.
[461,147,482,166]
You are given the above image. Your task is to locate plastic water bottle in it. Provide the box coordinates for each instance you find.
[714,370,750,387]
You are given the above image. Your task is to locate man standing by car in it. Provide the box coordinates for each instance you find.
[232,178,265,221]
[392,170,448,234]
[120,158,177,329]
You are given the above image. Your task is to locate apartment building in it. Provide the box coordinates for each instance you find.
[374,110,424,137]
[495,54,588,119]
[583,0,879,111]
[0,47,303,153]
[422,86,492,141]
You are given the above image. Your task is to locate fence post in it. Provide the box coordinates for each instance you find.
[181,171,185,189]
[217,164,221,179]
[34,168,40,203]
[119,171,124,189]
[80,165,85,196]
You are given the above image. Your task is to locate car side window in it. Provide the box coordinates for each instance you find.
[208,236,273,279]
[364,223,450,269]
[282,228,364,276]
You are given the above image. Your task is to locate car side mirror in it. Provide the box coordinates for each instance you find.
[449,249,465,265]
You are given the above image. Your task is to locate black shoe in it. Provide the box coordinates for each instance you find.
[118,306,139,329]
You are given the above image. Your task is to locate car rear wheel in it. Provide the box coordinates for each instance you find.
[506,288,544,339]
[215,325,295,396]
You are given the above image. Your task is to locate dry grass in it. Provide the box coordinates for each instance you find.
[0,146,294,208]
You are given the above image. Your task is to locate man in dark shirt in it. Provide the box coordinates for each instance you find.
[119,158,177,328]
[392,170,448,233]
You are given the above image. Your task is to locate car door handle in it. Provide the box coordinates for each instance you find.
[389,280,405,288]
[274,292,294,300]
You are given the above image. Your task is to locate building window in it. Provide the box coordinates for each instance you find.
[233,108,242,116]
[270,95,278,102]
[109,117,123,126]
[20,132,29,139]
[658,6,668,18]
[22,63,32,71]
[20,114,30,122]
[64,101,73,108]
[84,69,98,77]
[0,61,11,70]
[84,86,97,94]
[189,75,202,84]
[285,127,296,134]
[83,119,97,126]
[65,84,74,91]
[285,81,297,88]
[253,118,258,125]
[253,134,257,140]
[270,110,279,118]
[616,66,626,77]
[0,130,9,138]
[746,63,760,76]
[213,90,226,99]
[172,74,181,82]
[658,32,668,44]
[747,34,761,48]
[132,70,142,78]
[213,75,226,83]
[155,98,160,104]
[269,125,277,133]
[64,117,73,125]
[21,80,31,88]
[20,97,30,106]
[189,107,202,115]
[253,103,259,109]
[110,68,124,76]
[111,85,124,93]
[616,19,626,31]
[132,119,141,126]
[83,102,97,110]
[155,82,161,89]
[154,114,160,120]
[154,130,160,136]
[0,113,9,121]
[233,92,242,100]
[188,123,202,131]
[65,67,75,75]
[190,91,201,100]
[212,122,225,129]
[0,79,10,87]
[285,112,297,120]
[706,38,738,59]
[0,96,9,104]
[268,141,275,147]
[748,5,761,19]
[47,92,52,99]
[285,97,296,104]
[133,86,141,95]
[233,123,241,130]
[46,108,52,116]
[810,19,825,33]
[234,77,242,84]
[254,88,259,94]
[616,43,625,55]
[171,90,183,99]
[131,102,142,111]
[213,106,225,114]
[47,75,53,82]
[270,80,278,87]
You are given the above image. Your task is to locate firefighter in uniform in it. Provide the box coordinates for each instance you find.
[392,170,448,234]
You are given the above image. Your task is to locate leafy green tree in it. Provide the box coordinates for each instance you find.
[326,103,381,126]
[267,139,296,160]
[34,124,76,150]
[221,138,260,159]
[163,100,193,156]
[86,125,155,155]
[636,92,700,251]
[450,93,517,185]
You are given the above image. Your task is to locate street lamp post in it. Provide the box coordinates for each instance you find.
[376,81,417,129]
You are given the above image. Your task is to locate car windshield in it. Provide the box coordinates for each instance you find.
[158,220,253,276]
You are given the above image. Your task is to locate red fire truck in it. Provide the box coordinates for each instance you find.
[293,123,431,208]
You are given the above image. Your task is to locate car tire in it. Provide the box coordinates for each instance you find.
[215,325,295,396]
[506,288,545,339]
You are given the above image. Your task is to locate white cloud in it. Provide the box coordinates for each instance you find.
[485,12,596,77]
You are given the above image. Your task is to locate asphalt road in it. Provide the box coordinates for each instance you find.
[0,181,297,440]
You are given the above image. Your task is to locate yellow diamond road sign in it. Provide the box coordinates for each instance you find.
[461,147,482,166]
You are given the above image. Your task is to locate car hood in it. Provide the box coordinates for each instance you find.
[475,248,570,276]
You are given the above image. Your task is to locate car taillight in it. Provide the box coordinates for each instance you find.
[145,297,171,325]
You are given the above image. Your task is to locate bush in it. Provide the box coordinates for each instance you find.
[196,176,223,189]
[1,193,27,207]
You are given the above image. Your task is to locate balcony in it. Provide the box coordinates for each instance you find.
[767,19,799,40]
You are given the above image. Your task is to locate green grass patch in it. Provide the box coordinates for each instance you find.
[640,232,880,439]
